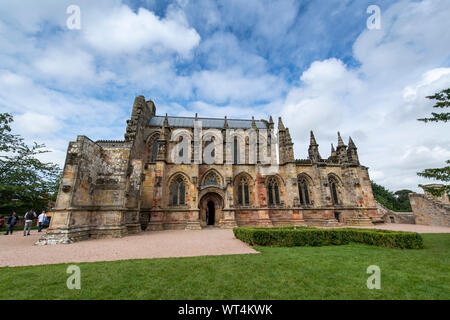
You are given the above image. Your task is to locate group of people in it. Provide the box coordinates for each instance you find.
[4,209,49,236]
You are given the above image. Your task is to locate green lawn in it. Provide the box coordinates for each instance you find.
[1,234,449,300]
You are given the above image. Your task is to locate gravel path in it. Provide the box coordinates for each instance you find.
[0,229,258,268]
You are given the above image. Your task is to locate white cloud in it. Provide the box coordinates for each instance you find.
[281,58,365,140]
[403,68,450,103]
[192,68,286,104]
[0,69,128,165]
[353,0,450,82]
[197,32,268,72]
[83,5,200,56]
[33,48,115,86]
[0,0,448,195]
[280,0,450,192]
[14,113,62,134]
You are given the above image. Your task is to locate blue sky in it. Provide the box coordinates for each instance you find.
[0,0,449,192]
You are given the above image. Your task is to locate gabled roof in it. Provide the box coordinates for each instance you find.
[149,115,268,129]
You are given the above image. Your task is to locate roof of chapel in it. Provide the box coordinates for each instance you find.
[149,115,268,129]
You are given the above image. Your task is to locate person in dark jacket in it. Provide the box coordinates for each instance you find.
[5,212,17,235]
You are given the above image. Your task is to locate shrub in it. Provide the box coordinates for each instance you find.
[233,226,423,249]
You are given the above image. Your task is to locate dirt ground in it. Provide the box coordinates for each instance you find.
[1,224,448,268]
[0,229,258,267]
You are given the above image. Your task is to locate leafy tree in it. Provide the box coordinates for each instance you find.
[371,181,412,212]
[417,88,450,196]
[418,88,450,122]
[394,189,413,212]
[0,113,61,216]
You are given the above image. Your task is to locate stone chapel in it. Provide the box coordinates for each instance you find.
[38,96,379,244]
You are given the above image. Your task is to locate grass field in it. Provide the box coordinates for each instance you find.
[0,234,448,300]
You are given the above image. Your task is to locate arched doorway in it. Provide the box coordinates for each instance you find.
[207,201,215,225]
[334,211,341,222]
[199,192,223,227]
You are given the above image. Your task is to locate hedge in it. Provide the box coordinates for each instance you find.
[233,226,424,249]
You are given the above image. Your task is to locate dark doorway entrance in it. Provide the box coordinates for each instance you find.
[334,212,341,222]
[207,201,215,225]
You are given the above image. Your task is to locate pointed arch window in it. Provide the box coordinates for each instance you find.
[203,171,220,187]
[148,134,160,163]
[151,140,159,162]
[236,176,250,206]
[298,177,310,205]
[233,137,240,164]
[172,177,186,206]
[329,177,339,205]
[267,177,280,206]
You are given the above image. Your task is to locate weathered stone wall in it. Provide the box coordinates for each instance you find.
[37,136,142,244]
[409,193,450,227]
[374,200,415,224]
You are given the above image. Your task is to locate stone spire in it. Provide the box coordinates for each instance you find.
[337,131,346,148]
[347,136,359,165]
[308,131,321,162]
[284,128,294,162]
[336,132,348,163]
[269,115,274,127]
[348,136,356,149]
[310,131,318,146]
[194,113,198,121]
[285,128,292,142]
[278,117,285,131]
[223,116,229,129]
[160,113,169,139]
[328,143,337,162]
[277,117,293,164]
[156,114,169,161]
[251,116,257,129]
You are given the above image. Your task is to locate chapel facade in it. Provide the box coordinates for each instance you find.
[38,96,379,244]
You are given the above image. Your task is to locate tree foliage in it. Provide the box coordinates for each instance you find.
[417,88,450,197]
[371,181,412,212]
[0,113,61,216]
[418,88,450,123]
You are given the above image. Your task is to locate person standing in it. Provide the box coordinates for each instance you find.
[5,212,17,235]
[37,211,47,232]
[23,209,36,236]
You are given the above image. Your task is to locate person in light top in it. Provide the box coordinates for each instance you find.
[37,211,47,233]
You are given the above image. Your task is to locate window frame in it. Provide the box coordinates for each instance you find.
[267,177,281,206]
[328,176,340,205]
[171,176,187,206]
[236,176,250,206]
[297,177,310,206]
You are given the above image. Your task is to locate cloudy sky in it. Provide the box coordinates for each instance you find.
[0,0,449,192]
